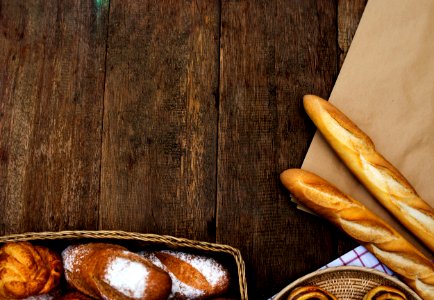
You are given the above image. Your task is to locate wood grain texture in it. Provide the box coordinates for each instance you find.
[0,1,108,234]
[217,0,345,297]
[338,0,368,67]
[100,0,220,241]
[333,0,368,254]
[0,0,370,297]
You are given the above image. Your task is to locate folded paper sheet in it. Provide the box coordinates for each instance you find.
[300,0,434,259]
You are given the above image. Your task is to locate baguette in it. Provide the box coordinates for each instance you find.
[303,94,434,253]
[280,169,434,300]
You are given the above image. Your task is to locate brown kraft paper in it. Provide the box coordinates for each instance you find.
[299,0,434,259]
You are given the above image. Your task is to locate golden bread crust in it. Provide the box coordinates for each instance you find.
[280,169,434,300]
[362,285,407,300]
[287,286,338,300]
[0,242,63,299]
[141,250,230,300]
[303,94,434,253]
[62,243,171,300]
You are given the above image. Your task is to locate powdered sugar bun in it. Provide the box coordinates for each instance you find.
[140,250,230,300]
[61,243,171,300]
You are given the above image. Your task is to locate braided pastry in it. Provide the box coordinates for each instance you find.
[0,242,63,299]
[363,286,407,300]
[287,286,337,300]
[303,94,434,252]
[280,169,434,300]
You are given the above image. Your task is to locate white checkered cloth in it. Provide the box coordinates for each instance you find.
[319,245,393,275]
[268,245,393,299]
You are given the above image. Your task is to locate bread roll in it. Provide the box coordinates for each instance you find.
[287,286,337,300]
[280,169,434,300]
[0,242,63,299]
[140,250,230,300]
[362,286,407,300]
[62,243,171,300]
[303,94,434,252]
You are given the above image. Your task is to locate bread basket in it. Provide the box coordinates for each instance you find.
[273,266,421,300]
[0,230,248,300]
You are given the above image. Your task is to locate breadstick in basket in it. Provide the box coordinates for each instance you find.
[280,169,434,300]
[303,94,434,253]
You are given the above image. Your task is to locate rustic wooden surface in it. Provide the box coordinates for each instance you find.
[0,0,367,298]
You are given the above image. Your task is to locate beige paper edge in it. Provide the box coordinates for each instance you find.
[298,0,434,259]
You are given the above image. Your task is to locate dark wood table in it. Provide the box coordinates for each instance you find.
[0,1,367,298]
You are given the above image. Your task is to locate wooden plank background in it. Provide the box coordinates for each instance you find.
[0,0,367,298]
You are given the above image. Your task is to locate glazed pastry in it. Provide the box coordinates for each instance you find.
[303,94,434,252]
[140,250,230,299]
[363,286,407,300]
[280,169,434,300]
[62,243,171,300]
[0,242,63,299]
[287,286,337,300]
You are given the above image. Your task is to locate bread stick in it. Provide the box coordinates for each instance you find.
[280,169,434,300]
[303,95,434,253]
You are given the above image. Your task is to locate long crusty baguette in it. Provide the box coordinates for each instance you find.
[303,94,434,253]
[280,169,434,300]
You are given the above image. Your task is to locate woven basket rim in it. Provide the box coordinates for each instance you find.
[274,265,421,300]
[0,230,239,251]
[0,230,248,300]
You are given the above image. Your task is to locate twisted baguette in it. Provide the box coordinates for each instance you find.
[280,169,434,300]
[303,95,434,253]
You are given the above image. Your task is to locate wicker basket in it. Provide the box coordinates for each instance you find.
[273,266,421,300]
[0,230,248,300]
